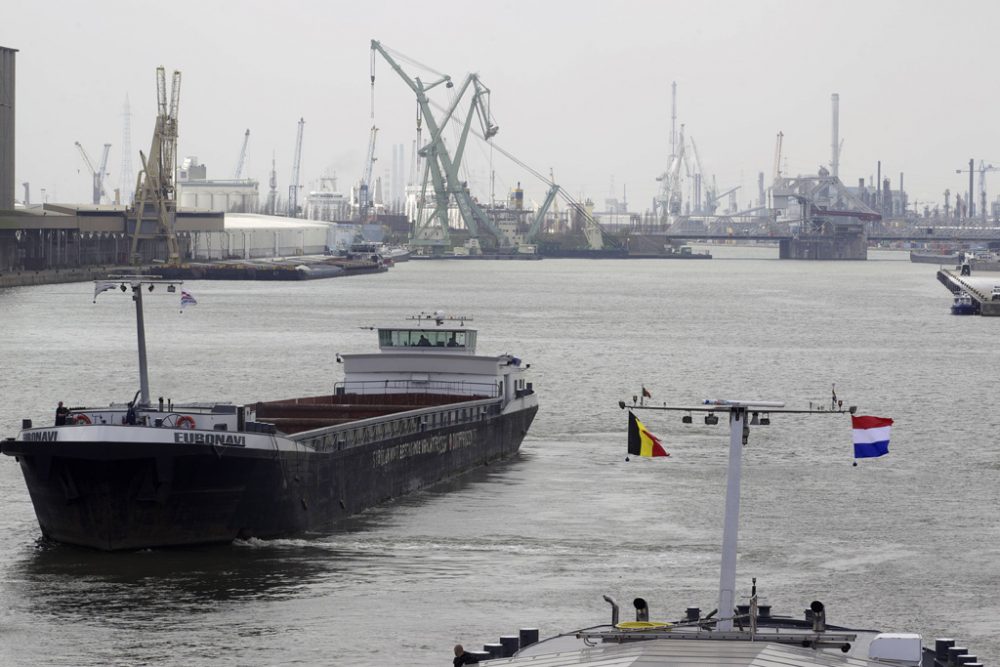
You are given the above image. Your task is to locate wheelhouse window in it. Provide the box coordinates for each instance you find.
[379,329,473,349]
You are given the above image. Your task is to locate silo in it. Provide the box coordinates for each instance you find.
[0,46,16,210]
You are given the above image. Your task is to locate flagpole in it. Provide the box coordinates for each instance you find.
[716,406,745,632]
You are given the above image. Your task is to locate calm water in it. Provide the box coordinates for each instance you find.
[1,248,999,666]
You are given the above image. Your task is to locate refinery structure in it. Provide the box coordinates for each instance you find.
[3,42,1000,276]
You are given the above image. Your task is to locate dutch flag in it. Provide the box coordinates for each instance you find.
[180,290,198,311]
[852,415,893,459]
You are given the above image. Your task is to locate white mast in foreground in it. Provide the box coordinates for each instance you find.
[624,396,855,632]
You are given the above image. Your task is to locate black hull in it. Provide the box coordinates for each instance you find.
[5,406,537,550]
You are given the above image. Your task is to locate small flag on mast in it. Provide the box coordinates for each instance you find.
[642,386,652,399]
[180,289,198,312]
[627,411,669,458]
[93,281,117,302]
[852,415,893,459]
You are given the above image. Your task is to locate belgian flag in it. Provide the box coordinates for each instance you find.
[628,411,669,458]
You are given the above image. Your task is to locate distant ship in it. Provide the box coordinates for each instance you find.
[2,282,537,551]
[909,250,961,265]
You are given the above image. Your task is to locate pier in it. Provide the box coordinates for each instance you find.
[937,268,1000,316]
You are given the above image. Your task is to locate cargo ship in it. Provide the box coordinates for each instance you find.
[1,278,537,551]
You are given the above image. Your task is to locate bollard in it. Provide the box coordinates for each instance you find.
[947,647,968,666]
[468,650,490,662]
[499,635,519,657]
[757,605,771,618]
[685,607,700,622]
[483,643,503,659]
[957,657,977,666]
[519,628,539,648]
[935,639,955,661]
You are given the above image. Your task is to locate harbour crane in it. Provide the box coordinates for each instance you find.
[287,118,304,218]
[370,40,509,249]
[233,129,250,179]
[655,125,685,222]
[129,66,181,264]
[359,125,378,220]
[75,141,111,204]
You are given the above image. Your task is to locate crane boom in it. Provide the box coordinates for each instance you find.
[773,131,783,183]
[233,129,250,179]
[524,183,560,240]
[75,141,112,204]
[288,118,304,217]
[359,125,378,220]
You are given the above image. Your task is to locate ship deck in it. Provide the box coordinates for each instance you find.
[251,392,491,434]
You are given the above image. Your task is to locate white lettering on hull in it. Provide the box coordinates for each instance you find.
[173,432,247,447]
[24,431,59,442]
[372,430,477,468]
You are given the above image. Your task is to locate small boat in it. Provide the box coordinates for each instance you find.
[348,241,410,263]
[1,278,537,550]
[951,291,979,315]
[452,398,982,666]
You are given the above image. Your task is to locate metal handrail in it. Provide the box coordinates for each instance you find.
[334,379,499,397]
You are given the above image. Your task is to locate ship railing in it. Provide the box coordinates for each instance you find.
[334,379,499,398]
[291,396,503,452]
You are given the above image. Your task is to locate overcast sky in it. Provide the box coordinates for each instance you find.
[3,0,996,213]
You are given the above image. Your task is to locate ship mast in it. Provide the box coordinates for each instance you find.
[97,275,184,407]
[624,397,856,632]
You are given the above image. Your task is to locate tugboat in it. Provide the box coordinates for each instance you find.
[951,291,979,315]
[455,398,983,666]
[1,276,537,550]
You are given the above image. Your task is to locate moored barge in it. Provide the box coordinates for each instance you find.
[1,278,537,550]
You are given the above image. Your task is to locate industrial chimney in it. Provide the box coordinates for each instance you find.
[0,46,16,211]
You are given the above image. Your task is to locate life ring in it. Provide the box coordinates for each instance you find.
[176,415,196,429]
[72,413,92,425]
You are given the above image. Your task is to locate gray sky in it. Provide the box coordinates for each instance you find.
[4,0,996,213]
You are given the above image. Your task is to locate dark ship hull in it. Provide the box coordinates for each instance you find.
[3,399,537,551]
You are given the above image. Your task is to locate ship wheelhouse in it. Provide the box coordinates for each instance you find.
[377,327,477,353]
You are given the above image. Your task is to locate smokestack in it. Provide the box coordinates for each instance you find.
[831,93,839,179]
[899,172,905,215]
[876,161,881,213]
[0,46,16,211]
[969,158,974,221]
